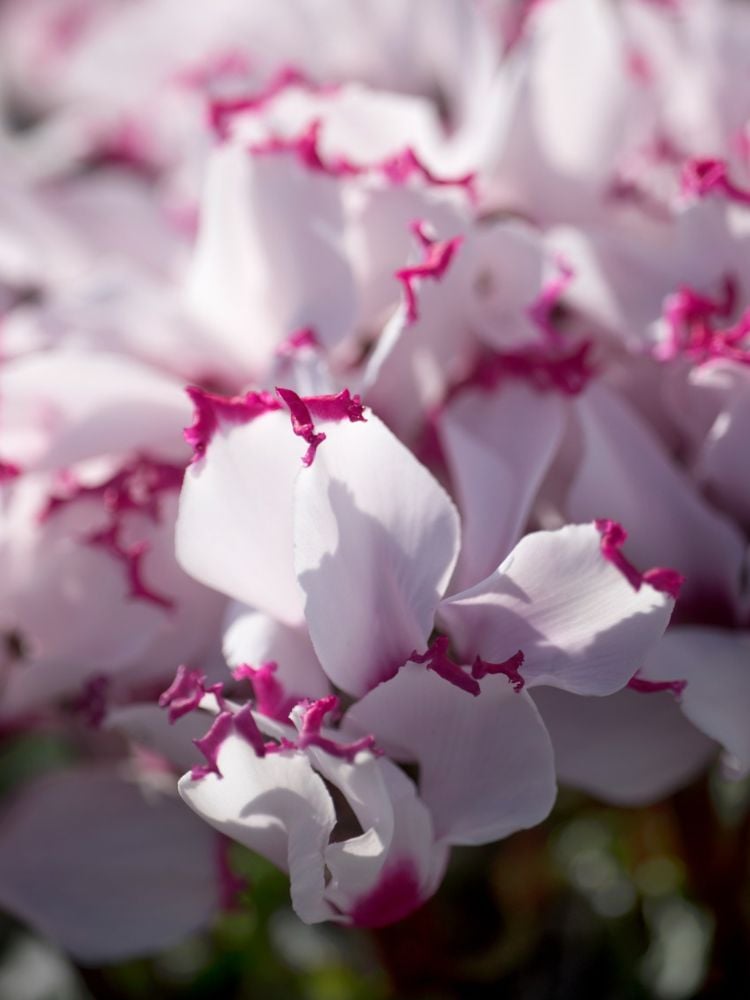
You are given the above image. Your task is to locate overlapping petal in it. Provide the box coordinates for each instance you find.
[439,523,675,696]
[294,414,460,695]
[346,662,556,845]
[176,406,305,624]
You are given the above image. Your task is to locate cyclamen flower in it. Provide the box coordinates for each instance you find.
[0,351,237,962]
[184,92,473,386]
[429,346,750,798]
[0,350,225,719]
[166,384,677,925]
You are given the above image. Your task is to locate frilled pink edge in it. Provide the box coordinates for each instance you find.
[184,384,365,466]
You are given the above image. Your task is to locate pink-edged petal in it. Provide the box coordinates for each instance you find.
[394,222,464,324]
[345,663,556,846]
[262,699,448,926]
[293,414,460,696]
[438,384,565,591]
[176,407,304,625]
[223,602,331,704]
[0,474,226,720]
[362,214,474,443]
[567,384,745,620]
[438,523,675,696]
[178,734,335,923]
[0,481,197,717]
[0,768,220,962]
[229,81,446,168]
[642,627,750,772]
[548,224,680,347]
[532,686,716,807]
[107,492,228,684]
[348,186,463,332]
[185,146,356,377]
[465,221,564,351]
[321,758,448,927]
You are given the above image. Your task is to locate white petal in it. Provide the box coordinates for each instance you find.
[532,685,716,806]
[505,0,640,224]
[179,735,335,923]
[643,627,750,770]
[345,663,556,846]
[439,384,565,590]
[567,384,745,618]
[322,757,448,927]
[439,523,674,695]
[294,415,460,695]
[176,408,304,624]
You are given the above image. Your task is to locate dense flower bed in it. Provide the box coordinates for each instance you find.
[0,1,748,995]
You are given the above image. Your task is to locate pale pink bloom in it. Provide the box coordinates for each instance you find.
[386,230,749,806]
[167,383,677,922]
[549,170,750,354]
[0,346,232,956]
[0,351,225,719]
[1,0,748,944]
[184,81,475,385]
[172,685,452,927]
[0,0,493,198]
[438,364,749,799]
[5,78,469,390]
[0,157,212,378]
[364,217,578,442]
[442,0,750,230]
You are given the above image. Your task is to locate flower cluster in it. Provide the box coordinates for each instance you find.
[0,0,748,962]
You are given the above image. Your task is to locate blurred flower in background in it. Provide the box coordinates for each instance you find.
[0,0,749,997]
